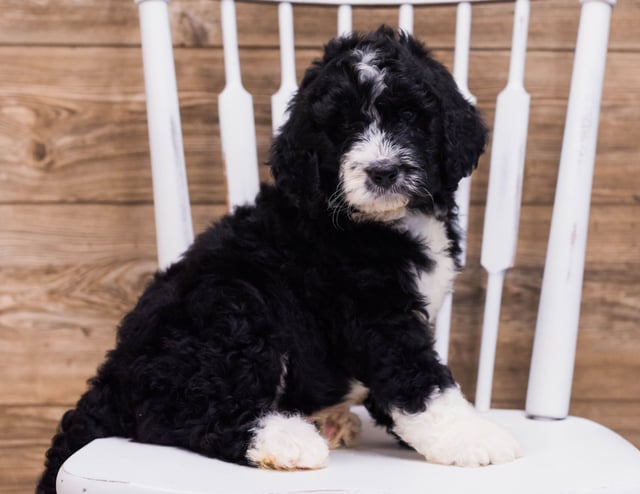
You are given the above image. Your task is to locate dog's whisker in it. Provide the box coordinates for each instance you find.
[419,184,436,208]
[328,188,352,229]
[327,188,345,209]
[401,174,435,209]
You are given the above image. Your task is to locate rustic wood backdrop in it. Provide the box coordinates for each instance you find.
[1,1,639,492]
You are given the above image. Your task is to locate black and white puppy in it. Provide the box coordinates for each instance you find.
[38,27,520,493]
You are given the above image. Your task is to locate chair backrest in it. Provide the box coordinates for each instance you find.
[133,0,616,422]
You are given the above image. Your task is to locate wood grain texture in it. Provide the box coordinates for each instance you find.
[0,445,46,494]
[0,1,637,51]
[2,203,638,269]
[1,406,63,493]
[2,263,639,489]
[0,47,638,205]
[448,266,640,401]
[2,209,638,404]
[2,262,639,460]
[0,2,639,493]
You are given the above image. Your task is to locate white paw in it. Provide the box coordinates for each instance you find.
[392,386,521,467]
[418,413,521,467]
[246,413,329,470]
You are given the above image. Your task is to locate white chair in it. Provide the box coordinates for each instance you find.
[56,1,640,493]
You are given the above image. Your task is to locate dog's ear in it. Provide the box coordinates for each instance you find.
[440,97,487,190]
[270,38,360,214]
[270,122,321,211]
[269,97,328,215]
[402,34,488,191]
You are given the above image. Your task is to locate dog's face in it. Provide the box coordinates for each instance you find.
[270,28,487,222]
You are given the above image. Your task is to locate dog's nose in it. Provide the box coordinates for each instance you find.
[366,163,400,189]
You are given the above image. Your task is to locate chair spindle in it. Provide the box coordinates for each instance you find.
[338,4,353,35]
[398,4,414,33]
[434,1,475,364]
[135,0,194,270]
[475,0,530,412]
[219,0,260,210]
[526,0,616,420]
[272,2,298,134]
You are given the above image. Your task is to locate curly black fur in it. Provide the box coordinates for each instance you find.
[37,27,486,493]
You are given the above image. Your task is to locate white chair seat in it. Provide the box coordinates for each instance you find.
[58,407,640,494]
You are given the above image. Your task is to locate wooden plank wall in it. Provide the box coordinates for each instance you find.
[1,1,639,492]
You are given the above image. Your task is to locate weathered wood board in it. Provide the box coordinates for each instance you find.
[1,1,638,492]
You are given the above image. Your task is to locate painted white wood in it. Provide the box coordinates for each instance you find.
[526,0,616,420]
[337,4,352,36]
[219,0,261,209]
[433,292,451,362]
[479,0,530,273]
[398,4,414,33]
[434,2,475,365]
[271,2,298,134]
[135,0,194,270]
[255,0,503,5]
[475,0,530,411]
[452,0,475,265]
[58,407,640,494]
[452,2,476,107]
[475,271,505,411]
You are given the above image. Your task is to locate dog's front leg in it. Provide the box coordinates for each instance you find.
[362,323,521,467]
[389,384,521,467]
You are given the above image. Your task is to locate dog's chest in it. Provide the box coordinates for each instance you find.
[398,212,456,319]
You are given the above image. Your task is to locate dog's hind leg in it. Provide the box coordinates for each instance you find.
[158,401,329,470]
[246,412,329,470]
[37,409,99,494]
[310,406,362,449]
[37,384,121,494]
[127,344,328,470]
[158,393,330,470]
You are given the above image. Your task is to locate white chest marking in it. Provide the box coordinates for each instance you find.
[399,212,456,319]
[353,48,386,121]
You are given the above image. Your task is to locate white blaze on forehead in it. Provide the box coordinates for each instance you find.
[353,49,386,119]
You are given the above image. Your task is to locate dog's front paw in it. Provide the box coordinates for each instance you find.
[416,413,520,467]
[247,413,329,470]
[392,387,521,467]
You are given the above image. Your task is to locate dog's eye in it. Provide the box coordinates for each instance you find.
[401,111,417,124]
[341,120,366,134]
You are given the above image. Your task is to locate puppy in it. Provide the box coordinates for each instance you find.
[37,27,520,494]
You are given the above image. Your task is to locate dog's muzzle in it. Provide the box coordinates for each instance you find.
[337,125,425,220]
